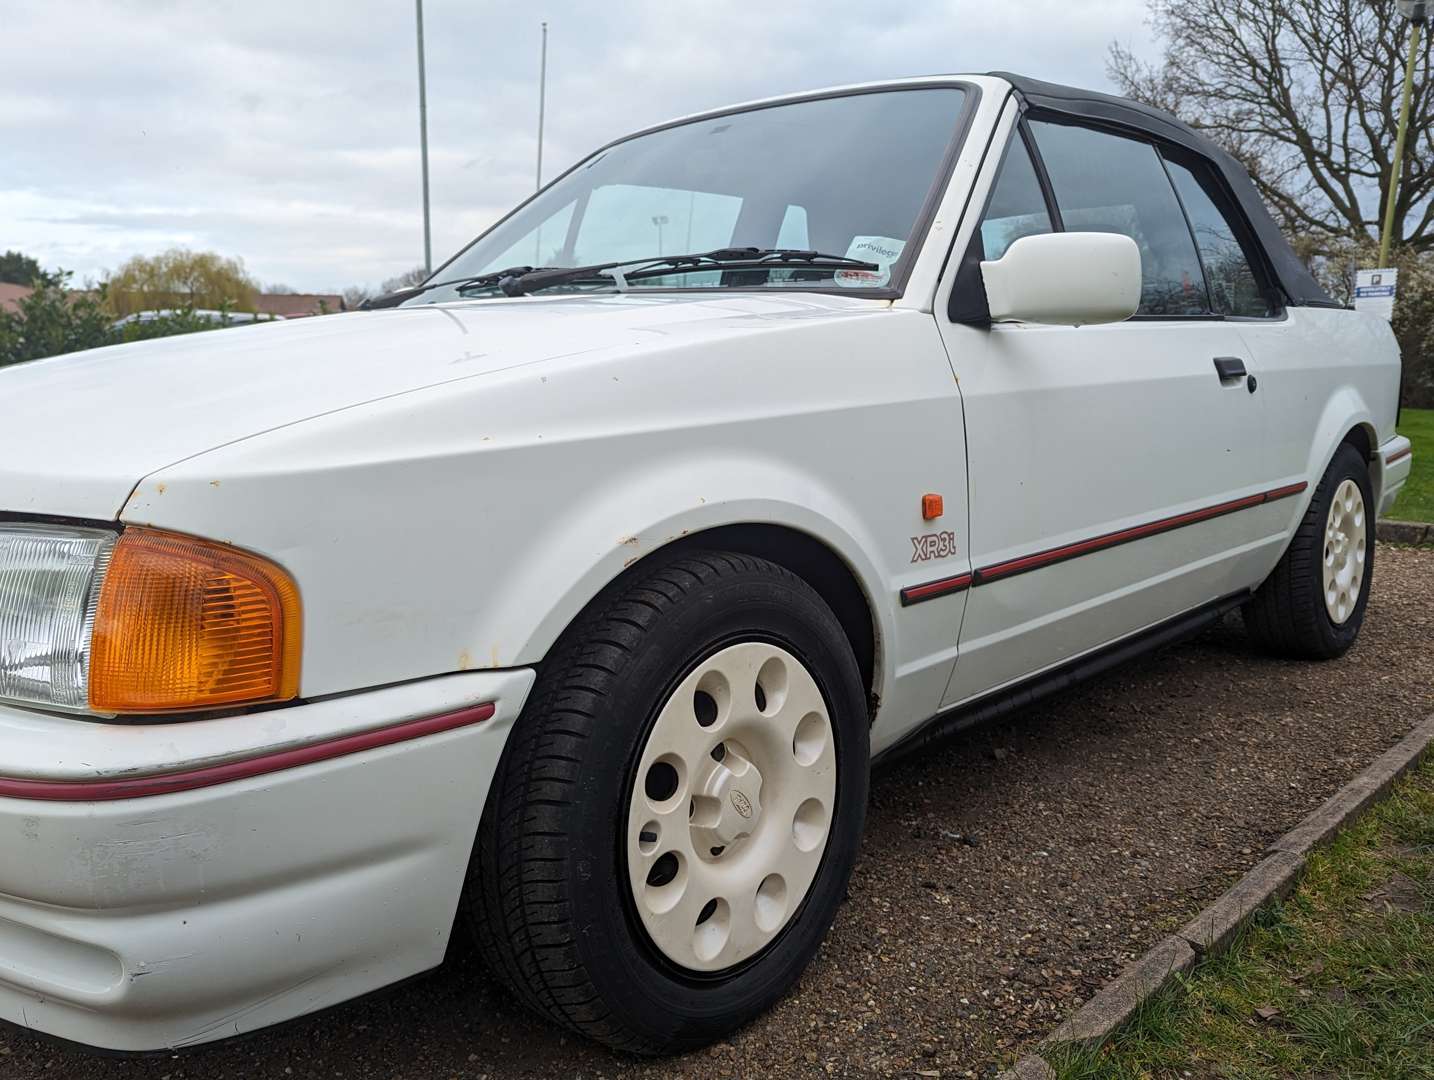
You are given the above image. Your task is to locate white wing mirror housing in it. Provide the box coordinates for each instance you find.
[980,232,1142,326]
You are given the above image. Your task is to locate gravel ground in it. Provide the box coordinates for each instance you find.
[3,544,1431,1080]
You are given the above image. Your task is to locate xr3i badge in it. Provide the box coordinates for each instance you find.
[910,530,958,563]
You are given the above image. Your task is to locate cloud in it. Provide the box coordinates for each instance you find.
[0,0,1155,291]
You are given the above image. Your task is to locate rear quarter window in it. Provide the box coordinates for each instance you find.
[1164,159,1274,318]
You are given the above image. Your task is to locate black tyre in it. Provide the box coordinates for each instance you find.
[465,551,869,1054]
[1243,443,1374,659]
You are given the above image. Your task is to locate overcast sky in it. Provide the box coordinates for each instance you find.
[0,1,1157,293]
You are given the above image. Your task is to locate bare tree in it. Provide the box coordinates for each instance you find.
[381,266,430,294]
[1109,0,1433,253]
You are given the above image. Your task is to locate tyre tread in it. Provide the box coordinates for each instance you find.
[1243,444,1373,659]
[467,551,808,1054]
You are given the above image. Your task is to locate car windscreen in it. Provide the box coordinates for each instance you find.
[409,86,968,303]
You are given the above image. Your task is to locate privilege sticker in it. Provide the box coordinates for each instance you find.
[835,235,904,287]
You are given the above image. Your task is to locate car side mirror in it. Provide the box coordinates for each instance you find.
[980,232,1142,326]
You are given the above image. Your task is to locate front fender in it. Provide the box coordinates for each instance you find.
[487,452,892,683]
[127,436,907,710]
[124,303,964,712]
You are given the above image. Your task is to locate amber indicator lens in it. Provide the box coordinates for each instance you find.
[90,528,301,713]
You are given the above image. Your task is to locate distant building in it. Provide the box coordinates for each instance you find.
[0,283,33,314]
[252,293,346,318]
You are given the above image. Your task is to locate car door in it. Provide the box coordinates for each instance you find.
[1158,150,1358,520]
[934,115,1276,708]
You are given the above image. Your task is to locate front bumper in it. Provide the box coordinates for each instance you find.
[0,668,534,1052]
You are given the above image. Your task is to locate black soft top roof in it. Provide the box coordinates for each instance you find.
[990,72,1334,308]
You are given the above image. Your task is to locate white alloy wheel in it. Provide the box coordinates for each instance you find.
[1322,477,1367,625]
[625,641,838,973]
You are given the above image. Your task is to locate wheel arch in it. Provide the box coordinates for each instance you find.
[1303,388,1378,501]
[661,523,879,707]
[1338,420,1386,505]
[1340,422,1375,461]
[538,520,883,718]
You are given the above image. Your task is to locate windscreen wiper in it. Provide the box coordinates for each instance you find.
[358,266,539,309]
[360,249,883,308]
[498,248,880,297]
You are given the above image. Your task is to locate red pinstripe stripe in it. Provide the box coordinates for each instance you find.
[0,702,495,803]
[1260,481,1310,502]
[900,573,973,606]
[975,492,1271,583]
[902,481,1309,601]
[1386,446,1412,466]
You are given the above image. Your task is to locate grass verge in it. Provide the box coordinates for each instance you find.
[1391,407,1433,524]
[1044,757,1434,1079]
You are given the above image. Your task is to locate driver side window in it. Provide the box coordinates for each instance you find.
[1026,119,1210,317]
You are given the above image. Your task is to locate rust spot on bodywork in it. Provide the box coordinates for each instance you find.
[458,650,472,671]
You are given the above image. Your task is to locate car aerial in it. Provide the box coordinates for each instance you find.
[0,72,1413,1056]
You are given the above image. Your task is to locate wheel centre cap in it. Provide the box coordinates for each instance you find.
[694,744,764,848]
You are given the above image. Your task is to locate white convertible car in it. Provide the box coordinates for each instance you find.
[0,73,1412,1054]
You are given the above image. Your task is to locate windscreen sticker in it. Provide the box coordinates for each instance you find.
[835,235,904,288]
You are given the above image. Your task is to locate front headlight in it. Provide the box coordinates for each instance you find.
[0,523,301,716]
[0,523,115,711]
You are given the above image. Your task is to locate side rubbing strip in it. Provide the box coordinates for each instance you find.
[1385,446,1412,466]
[901,482,1308,604]
[974,482,1308,585]
[0,702,496,803]
[1260,481,1310,503]
[901,572,973,606]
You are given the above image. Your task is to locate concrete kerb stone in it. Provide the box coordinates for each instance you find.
[1360,715,1434,799]
[1267,774,1385,856]
[1039,935,1195,1050]
[1375,520,1432,546]
[1269,715,1434,856]
[995,1055,1057,1080]
[1029,713,1434,1069]
[1178,850,1304,956]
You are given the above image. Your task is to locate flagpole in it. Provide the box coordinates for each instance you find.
[536,21,548,191]
[416,0,432,275]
